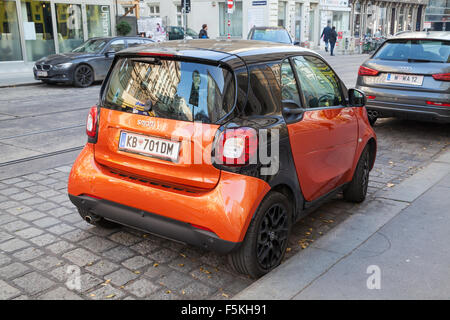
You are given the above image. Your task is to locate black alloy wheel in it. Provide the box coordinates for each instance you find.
[74,65,94,87]
[256,203,289,270]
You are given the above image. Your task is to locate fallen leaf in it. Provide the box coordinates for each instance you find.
[134,270,140,274]
[222,293,229,298]
[387,183,395,188]
[153,263,159,267]
[90,294,96,297]
[178,263,184,267]
[105,294,115,299]
[182,290,186,295]
[166,290,171,294]
[286,247,291,253]
[180,253,187,258]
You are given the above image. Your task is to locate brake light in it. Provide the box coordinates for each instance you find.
[426,101,450,107]
[358,66,379,76]
[138,52,174,57]
[367,95,376,100]
[215,127,258,166]
[432,73,450,81]
[86,106,98,138]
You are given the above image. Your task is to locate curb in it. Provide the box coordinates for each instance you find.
[0,81,43,89]
[234,149,450,300]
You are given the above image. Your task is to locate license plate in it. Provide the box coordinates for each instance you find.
[36,71,48,77]
[118,131,180,162]
[386,73,423,86]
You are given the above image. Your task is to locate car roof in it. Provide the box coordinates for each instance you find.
[390,31,450,41]
[118,39,314,64]
[251,26,287,30]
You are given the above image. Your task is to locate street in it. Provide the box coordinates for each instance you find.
[0,53,449,300]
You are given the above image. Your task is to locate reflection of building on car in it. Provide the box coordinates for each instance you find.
[165,26,199,40]
[33,36,154,87]
[68,39,377,278]
[248,26,299,45]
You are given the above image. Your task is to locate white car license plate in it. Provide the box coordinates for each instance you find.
[386,73,423,86]
[118,131,180,162]
[36,71,48,77]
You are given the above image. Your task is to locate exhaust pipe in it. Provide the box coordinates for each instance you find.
[84,212,101,224]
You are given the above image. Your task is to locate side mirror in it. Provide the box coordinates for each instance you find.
[293,41,300,46]
[282,100,305,123]
[348,88,366,107]
[105,50,115,57]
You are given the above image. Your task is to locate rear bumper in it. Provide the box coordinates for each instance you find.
[357,85,450,123]
[68,144,271,250]
[69,194,238,254]
[365,101,450,123]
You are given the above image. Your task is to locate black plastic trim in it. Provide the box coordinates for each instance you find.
[69,194,240,254]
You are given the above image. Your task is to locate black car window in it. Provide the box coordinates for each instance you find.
[109,39,126,52]
[244,63,282,116]
[280,59,301,107]
[250,29,291,44]
[126,39,144,47]
[103,58,235,124]
[293,56,344,109]
[72,39,108,53]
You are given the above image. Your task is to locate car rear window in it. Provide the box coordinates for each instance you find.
[374,39,450,63]
[102,58,235,123]
[251,29,291,44]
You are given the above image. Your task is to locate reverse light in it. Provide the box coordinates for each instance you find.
[86,105,98,138]
[426,101,450,107]
[215,127,258,166]
[432,73,450,81]
[358,66,379,76]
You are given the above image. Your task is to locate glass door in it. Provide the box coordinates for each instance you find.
[86,3,111,38]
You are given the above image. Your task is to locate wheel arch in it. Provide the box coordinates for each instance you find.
[73,62,97,82]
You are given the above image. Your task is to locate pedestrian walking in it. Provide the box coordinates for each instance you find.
[329,26,338,56]
[199,24,209,39]
[320,21,332,52]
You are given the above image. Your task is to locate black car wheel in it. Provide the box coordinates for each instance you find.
[74,64,94,87]
[343,145,370,203]
[229,191,292,278]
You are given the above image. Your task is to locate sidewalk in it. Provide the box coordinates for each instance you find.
[0,62,40,88]
[235,150,450,299]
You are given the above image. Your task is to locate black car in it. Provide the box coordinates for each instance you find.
[165,26,199,40]
[248,26,299,45]
[33,37,154,87]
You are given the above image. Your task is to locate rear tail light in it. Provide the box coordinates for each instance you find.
[86,105,98,139]
[367,95,376,100]
[358,66,379,76]
[426,101,450,107]
[432,73,450,81]
[215,127,258,166]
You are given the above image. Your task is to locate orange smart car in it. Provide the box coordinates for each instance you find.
[68,40,376,278]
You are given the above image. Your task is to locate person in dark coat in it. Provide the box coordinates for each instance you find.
[199,24,209,39]
[329,26,338,56]
[320,21,332,52]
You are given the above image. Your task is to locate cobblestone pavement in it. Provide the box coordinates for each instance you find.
[0,117,448,300]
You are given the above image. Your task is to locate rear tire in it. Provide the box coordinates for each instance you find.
[229,192,292,279]
[343,145,370,203]
[77,208,118,229]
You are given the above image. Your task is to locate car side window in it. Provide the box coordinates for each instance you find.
[244,63,282,116]
[280,59,301,107]
[292,56,344,108]
[108,40,126,52]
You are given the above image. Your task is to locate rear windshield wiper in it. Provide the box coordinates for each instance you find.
[407,58,443,63]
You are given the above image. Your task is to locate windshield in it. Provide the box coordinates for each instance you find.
[250,29,291,44]
[103,58,235,123]
[374,39,450,63]
[72,39,108,53]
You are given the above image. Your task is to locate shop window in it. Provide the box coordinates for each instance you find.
[21,0,55,61]
[87,5,111,38]
[219,1,242,37]
[56,3,83,53]
[0,0,23,61]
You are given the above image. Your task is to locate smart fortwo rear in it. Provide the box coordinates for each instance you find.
[69,40,377,278]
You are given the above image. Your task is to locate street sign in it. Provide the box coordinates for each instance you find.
[181,0,191,13]
[424,21,431,29]
[227,0,234,13]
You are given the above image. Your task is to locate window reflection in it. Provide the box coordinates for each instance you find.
[56,3,83,53]
[0,0,22,61]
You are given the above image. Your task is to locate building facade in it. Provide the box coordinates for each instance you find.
[0,0,117,63]
[425,0,449,31]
